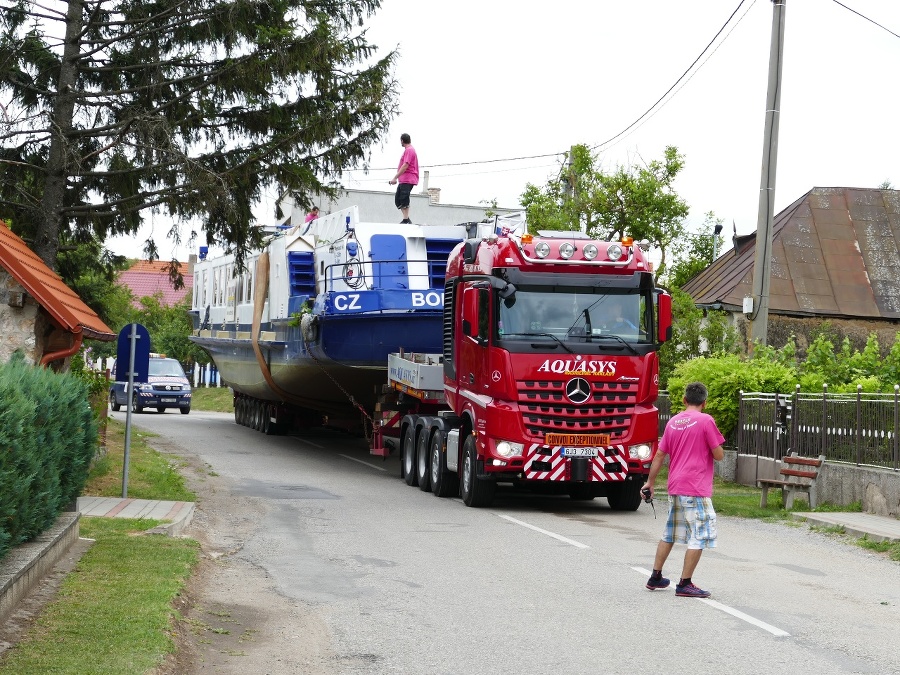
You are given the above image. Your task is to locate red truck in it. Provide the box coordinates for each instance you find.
[374,228,672,509]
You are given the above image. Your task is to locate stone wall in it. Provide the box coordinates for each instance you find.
[731,313,900,355]
[0,270,41,365]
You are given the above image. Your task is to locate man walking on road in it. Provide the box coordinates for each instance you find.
[643,381,725,598]
[389,133,419,224]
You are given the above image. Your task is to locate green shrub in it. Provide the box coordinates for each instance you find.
[0,355,97,561]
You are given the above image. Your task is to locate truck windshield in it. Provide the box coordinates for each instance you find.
[497,289,650,344]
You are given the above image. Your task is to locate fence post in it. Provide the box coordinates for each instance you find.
[738,390,745,456]
[822,383,828,459]
[856,384,862,466]
[894,384,899,472]
[772,391,781,461]
[791,383,799,453]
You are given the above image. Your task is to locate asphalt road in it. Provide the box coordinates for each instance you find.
[125,409,900,675]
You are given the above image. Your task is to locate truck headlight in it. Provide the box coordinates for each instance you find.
[559,242,575,259]
[534,242,550,258]
[583,244,598,260]
[139,383,154,392]
[628,444,652,460]
[607,244,623,261]
[496,440,524,458]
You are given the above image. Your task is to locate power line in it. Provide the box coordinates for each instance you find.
[832,1,900,40]
[591,0,751,152]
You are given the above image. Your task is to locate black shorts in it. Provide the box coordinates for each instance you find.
[395,182,414,209]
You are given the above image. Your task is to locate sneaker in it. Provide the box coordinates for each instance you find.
[400,218,412,224]
[675,582,711,598]
[646,574,670,591]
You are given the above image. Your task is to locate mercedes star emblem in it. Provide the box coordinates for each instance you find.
[565,377,591,404]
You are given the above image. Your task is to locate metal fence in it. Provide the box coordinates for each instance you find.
[736,385,900,470]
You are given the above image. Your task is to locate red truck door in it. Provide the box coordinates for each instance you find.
[458,285,490,397]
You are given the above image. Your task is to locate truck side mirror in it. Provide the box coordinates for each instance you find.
[657,292,672,343]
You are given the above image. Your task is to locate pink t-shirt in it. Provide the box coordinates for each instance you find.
[397,145,419,185]
[659,410,725,497]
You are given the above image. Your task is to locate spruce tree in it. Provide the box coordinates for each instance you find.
[0,0,397,273]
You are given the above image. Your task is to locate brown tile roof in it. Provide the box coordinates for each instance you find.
[0,224,115,340]
[683,187,900,320]
[118,261,193,308]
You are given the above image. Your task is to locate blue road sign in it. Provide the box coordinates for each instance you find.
[114,323,150,383]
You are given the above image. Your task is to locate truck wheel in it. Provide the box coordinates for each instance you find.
[263,404,277,434]
[180,406,191,415]
[131,393,143,413]
[416,422,432,492]
[109,391,121,412]
[460,435,495,508]
[606,481,642,511]
[430,429,456,498]
[402,425,418,487]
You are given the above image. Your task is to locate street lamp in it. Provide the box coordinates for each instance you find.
[712,223,724,261]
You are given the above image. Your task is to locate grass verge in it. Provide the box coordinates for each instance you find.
[85,419,195,501]
[0,518,198,674]
[190,386,234,413]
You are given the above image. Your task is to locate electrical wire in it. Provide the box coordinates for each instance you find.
[832,1,900,40]
[591,0,751,152]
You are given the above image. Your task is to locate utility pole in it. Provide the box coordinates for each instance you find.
[750,0,786,349]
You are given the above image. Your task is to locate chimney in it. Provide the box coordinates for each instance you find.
[420,170,429,193]
[188,253,197,275]
[427,188,441,205]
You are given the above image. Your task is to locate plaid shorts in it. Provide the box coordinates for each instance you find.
[661,495,718,550]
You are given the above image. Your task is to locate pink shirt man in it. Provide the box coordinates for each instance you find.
[659,410,726,497]
[396,144,419,185]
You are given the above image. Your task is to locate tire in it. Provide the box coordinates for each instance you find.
[234,400,241,424]
[606,480,642,511]
[180,406,191,415]
[253,400,263,431]
[416,422,432,492]
[460,435,495,507]
[430,428,456,498]
[109,390,121,412]
[568,484,595,501]
[157,407,165,414]
[402,423,418,487]
[131,393,143,413]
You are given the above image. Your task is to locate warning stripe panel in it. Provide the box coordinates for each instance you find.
[522,444,629,482]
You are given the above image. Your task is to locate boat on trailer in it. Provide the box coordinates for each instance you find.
[188,206,482,428]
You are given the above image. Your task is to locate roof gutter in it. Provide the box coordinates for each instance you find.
[40,330,84,368]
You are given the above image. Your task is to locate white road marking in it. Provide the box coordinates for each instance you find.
[294,437,324,449]
[497,514,590,549]
[339,454,387,472]
[631,566,790,637]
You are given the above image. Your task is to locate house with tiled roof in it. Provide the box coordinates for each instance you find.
[118,258,194,308]
[0,223,115,368]
[683,187,900,351]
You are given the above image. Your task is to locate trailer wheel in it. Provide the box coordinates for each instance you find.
[402,424,418,487]
[430,428,456,498]
[460,435,495,508]
[416,422,432,492]
[606,481,642,511]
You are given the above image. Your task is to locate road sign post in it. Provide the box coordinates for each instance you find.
[116,323,150,498]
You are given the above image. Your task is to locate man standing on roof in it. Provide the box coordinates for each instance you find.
[389,133,419,224]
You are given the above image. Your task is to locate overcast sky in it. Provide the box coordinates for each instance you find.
[108,0,900,259]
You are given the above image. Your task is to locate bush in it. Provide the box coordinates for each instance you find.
[0,355,97,561]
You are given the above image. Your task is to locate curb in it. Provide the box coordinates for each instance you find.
[0,512,82,624]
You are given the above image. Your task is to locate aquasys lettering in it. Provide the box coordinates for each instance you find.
[536,356,617,376]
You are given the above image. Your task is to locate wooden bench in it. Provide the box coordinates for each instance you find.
[757,452,826,509]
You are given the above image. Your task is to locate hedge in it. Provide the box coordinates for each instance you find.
[0,354,97,562]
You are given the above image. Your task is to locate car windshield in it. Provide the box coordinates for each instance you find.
[148,359,186,377]
[498,289,650,343]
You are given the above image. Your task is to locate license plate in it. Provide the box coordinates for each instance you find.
[562,447,600,457]
[160,398,176,403]
[546,433,610,446]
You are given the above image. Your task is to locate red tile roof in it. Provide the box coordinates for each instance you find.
[683,187,900,319]
[0,224,115,340]
[118,261,193,308]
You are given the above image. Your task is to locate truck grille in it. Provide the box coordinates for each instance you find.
[518,379,636,440]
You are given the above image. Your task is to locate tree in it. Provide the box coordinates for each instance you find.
[0,0,398,277]
[520,144,689,277]
[664,211,724,289]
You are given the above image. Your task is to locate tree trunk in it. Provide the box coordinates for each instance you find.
[35,0,82,269]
